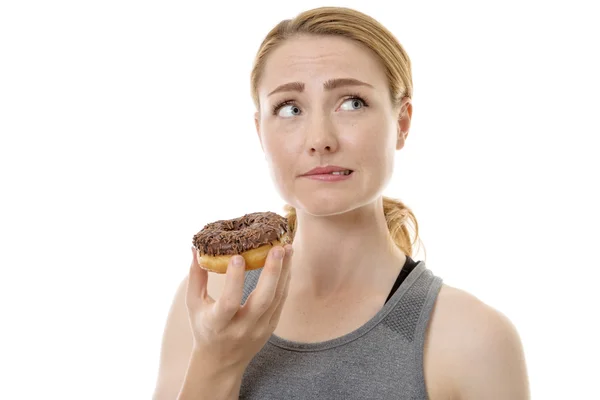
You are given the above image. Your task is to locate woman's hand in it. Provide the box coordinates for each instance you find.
[185,244,293,373]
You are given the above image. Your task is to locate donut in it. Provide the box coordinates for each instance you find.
[192,211,291,273]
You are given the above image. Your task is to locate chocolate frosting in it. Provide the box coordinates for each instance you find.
[192,211,290,256]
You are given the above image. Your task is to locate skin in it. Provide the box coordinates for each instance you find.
[253,34,530,399]
[153,34,530,400]
[255,34,410,300]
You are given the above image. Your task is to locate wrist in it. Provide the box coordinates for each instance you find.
[190,348,246,379]
[177,348,245,400]
[191,343,248,376]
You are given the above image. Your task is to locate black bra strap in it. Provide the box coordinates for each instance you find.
[385,256,419,304]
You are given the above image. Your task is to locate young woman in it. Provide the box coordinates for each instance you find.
[153,7,530,400]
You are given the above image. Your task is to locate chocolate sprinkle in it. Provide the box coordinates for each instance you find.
[192,211,290,256]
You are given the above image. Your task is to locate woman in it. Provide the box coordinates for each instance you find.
[153,7,530,400]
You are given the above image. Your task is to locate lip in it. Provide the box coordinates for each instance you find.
[300,165,353,176]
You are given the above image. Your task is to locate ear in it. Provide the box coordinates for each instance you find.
[396,97,412,150]
[254,111,264,151]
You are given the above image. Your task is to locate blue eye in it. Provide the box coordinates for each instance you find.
[340,97,366,111]
[271,95,369,117]
[277,104,301,117]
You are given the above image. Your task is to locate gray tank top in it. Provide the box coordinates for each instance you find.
[239,260,443,400]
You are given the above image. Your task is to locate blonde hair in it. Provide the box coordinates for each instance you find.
[250,7,423,258]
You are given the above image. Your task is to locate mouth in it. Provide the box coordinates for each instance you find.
[299,169,355,181]
[300,165,355,177]
[323,170,353,176]
[302,169,354,177]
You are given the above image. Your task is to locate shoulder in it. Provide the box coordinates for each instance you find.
[424,284,530,400]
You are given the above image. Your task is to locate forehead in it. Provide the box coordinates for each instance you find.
[259,35,388,94]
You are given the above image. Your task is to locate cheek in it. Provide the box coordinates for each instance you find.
[262,121,304,161]
[357,143,393,180]
[348,121,395,167]
[262,127,303,186]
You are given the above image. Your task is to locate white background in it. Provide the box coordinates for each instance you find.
[1,0,598,398]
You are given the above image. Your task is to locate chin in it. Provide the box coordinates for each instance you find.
[279,173,385,216]
[293,195,362,217]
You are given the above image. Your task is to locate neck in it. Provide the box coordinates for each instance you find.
[289,197,406,299]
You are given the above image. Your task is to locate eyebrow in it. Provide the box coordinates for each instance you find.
[267,78,374,96]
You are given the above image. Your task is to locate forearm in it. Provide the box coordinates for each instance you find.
[177,349,244,400]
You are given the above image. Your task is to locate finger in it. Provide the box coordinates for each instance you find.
[242,246,285,321]
[267,264,292,329]
[186,246,210,308]
[263,244,293,319]
[214,255,246,322]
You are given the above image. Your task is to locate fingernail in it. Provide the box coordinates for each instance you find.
[233,256,244,266]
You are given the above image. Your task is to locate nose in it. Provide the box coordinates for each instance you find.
[306,115,339,155]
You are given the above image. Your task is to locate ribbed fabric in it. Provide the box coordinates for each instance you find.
[238,261,443,400]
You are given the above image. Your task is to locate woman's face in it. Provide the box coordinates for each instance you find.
[255,34,411,216]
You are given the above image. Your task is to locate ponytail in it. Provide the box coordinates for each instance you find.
[283,196,423,258]
[381,196,422,257]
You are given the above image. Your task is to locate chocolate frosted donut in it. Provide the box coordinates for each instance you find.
[192,211,290,273]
